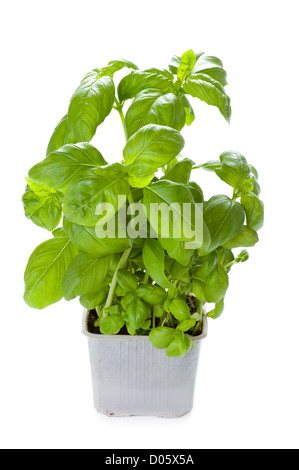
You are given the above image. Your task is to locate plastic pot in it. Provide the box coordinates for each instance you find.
[82,310,207,418]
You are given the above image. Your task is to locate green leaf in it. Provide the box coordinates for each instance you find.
[177,318,196,332]
[235,249,249,263]
[204,263,229,303]
[100,59,138,76]
[100,315,125,335]
[22,181,62,231]
[161,158,194,184]
[169,52,227,86]
[197,160,221,172]
[192,54,228,86]
[118,69,173,102]
[29,143,107,193]
[117,269,138,292]
[222,225,259,249]
[159,238,194,266]
[168,51,203,74]
[143,180,196,241]
[68,70,115,141]
[215,151,250,189]
[181,95,195,126]
[187,182,204,203]
[52,228,66,238]
[136,285,167,305]
[166,331,193,357]
[63,164,130,226]
[169,299,191,321]
[125,90,185,138]
[184,74,231,122]
[204,195,245,252]
[191,251,218,281]
[165,258,191,283]
[149,327,175,349]
[24,236,77,309]
[241,193,264,231]
[192,279,206,302]
[121,292,151,330]
[62,252,111,301]
[80,287,108,310]
[124,124,185,185]
[177,49,196,82]
[63,218,130,257]
[207,299,225,319]
[143,239,173,289]
[46,115,76,156]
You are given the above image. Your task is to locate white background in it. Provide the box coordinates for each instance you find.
[1,0,298,450]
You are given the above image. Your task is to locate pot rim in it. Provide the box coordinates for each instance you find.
[82,309,208,342]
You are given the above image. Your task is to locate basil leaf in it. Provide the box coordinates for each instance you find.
[136,285,167,305]
[222,225,259,249]
[169,299,191,321]
[192,54,228,86]
[204,195,245,252]
[166,331,193,357]
[161,158,194,184]
[197,160,221,172]
[184,74,231,122]
[100,59,138,76]
[177,49,196,82]
[192,279,207,302]
[24,236,77,309]
[143,180,195,241]
[124,125,185,184]
[62,252,111,301]
[204,263,229,303]
[63,218,130,257]
[46,114,76,156]
[241,193,264,231]
[68,70,115,141]
[168,52,203,74]
[121,292,151,330]
[63,164,129,226]
[181,95,195,126]
[118,69,173,102]
[149,327,175,349]
[125,90,185,138]
[80,287,108,310]
[29,143,107,193]
[100,315,125,335]
[177,318,196,333]
[206,299,225,319]
[117,269,138,292]
[215,151,251,188]
[187,182,204,203]
[191,252,218,281]
[159,238,194,267]
[143,239,173,289]
[22,181,62,231]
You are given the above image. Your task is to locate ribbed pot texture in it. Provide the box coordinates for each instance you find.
[83,310,207,418]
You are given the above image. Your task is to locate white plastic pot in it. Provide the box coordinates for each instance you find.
[82,310,208,418]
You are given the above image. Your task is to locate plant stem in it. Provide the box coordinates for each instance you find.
[105,246,132,309]
[114,98,128,141]
[143,272,149,284]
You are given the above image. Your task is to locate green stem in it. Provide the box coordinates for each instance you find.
[143,272,149,284]
[105,246,132,309]
[114,98,128,141]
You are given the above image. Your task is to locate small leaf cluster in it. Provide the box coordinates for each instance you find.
[23,50,264,357]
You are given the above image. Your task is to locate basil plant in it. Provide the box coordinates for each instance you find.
[23,49,264,357]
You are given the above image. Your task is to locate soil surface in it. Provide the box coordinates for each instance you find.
[87,294,201,336]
